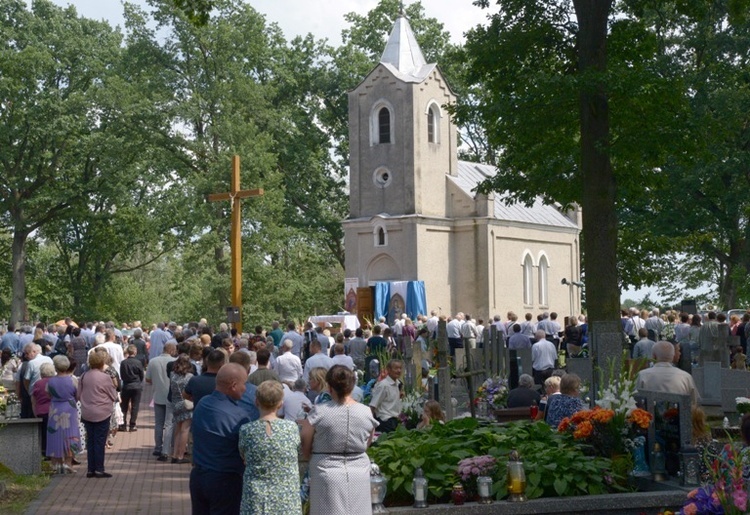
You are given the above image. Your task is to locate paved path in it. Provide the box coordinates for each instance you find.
[26,384,191,515]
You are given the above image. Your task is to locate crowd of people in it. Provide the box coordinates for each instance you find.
[0,305,737,513]
[0,317,418,514]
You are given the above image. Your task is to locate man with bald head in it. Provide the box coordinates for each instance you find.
[636,340,700,406]
[190,363,254,515]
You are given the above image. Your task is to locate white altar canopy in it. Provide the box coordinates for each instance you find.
[307,314,361,331]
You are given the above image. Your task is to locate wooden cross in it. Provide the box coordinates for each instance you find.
[207,155,263,333]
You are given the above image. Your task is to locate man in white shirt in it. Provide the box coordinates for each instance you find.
[461,315,479,349]
[22,343,53,394]
[426,310,439,338]
[99,329,125,369]
[331,343,354,370]
[146,343,177,461]
[637,341,700,406]
[446,313,464,356]
[370,359,403,433]
[275,340,303,383]
[303,339,333,383]
[282,379,312,420]
[532,330,557,386]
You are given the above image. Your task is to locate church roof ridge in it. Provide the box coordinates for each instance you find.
[380,13,428,78]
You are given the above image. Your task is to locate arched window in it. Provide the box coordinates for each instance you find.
[523,254,534,306]
[378,107,391,144]
[538,255,549,306]
[374,225,387,247]
[426,103,440,144]
[370,100,394,145]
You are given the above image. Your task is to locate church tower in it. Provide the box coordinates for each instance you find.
[344,12,582,321]
[348,14,457,220]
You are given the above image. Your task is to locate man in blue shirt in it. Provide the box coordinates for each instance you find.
[190,363,255,515]
[1,324,19,355]
[148,323,171,360]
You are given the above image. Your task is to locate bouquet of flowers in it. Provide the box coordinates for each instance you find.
[680,444,747,515]
[559,356,653,456]
[457,455,497,497]
[476,376,509,410]
[399,391,425,429]
[558,405,653,457]
[735,397,750,415]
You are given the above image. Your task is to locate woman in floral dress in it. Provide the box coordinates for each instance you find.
[47,355,81,473]
[170,355,194,464]
[239,381,301,515]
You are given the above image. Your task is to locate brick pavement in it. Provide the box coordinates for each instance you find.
[26,384,191,515]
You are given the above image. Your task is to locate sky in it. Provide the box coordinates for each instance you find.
[44,0,492,45]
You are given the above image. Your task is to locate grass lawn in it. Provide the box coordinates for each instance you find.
[0,461,52,514]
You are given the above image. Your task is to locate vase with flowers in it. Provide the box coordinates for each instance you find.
[476,376,509,415]
[456,455,498,499]
[558,357,653,471]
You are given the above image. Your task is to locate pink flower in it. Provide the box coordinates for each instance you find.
[471,467,480,475]
[682,502,697,515]
[732,489,748,512]
[687,489,698,499]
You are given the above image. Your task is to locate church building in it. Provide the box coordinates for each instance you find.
[343,14,582,321]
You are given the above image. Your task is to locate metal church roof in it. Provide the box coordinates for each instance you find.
[451,161,578,229]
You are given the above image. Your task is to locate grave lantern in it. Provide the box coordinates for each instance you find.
[477,476,493,504]
[651,443,667,481]
[679,446,701,486]
[412,467,428,508]
[370,460,388,513]
[506,450,527,502]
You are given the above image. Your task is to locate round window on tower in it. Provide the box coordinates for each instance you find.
[373,167,392,188]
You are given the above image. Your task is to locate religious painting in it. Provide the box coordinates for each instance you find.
[388,293,405,326]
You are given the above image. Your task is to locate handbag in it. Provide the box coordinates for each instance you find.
[183,399,194,411]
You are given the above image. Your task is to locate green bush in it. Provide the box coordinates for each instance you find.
[367,418,624,504]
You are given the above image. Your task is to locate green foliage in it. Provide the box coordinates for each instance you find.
[367,418,620,504]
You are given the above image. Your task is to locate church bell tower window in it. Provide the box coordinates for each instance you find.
[374,225,388,247]
[427,105,438,143]
[378,107,391,144]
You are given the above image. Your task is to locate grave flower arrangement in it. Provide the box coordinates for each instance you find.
[559,357,652,457]
[558,405,653,457]
[399,391,425,429]
[476,376,509,410]
[735,397,750,415]
[680,444,746,515]
[456,455,497,497]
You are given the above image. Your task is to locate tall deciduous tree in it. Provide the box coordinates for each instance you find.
[0,0,123,325]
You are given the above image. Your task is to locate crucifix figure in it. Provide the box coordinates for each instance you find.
[208,155,263,333]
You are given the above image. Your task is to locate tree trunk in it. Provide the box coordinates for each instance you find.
[10,229,28,326]
[573,0,619,328]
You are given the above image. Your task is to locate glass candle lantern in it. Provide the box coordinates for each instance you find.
[477,476,493,504]
[370,461,388,513]
[651,443,667,482]
[412,468,428,508]
[679,446,701,486]
[506,450,527,502]
[6,393,19,419]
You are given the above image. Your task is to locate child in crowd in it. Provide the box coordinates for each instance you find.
[417,400,445,429]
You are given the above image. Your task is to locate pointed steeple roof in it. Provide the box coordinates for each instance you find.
[379,14,433,82]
